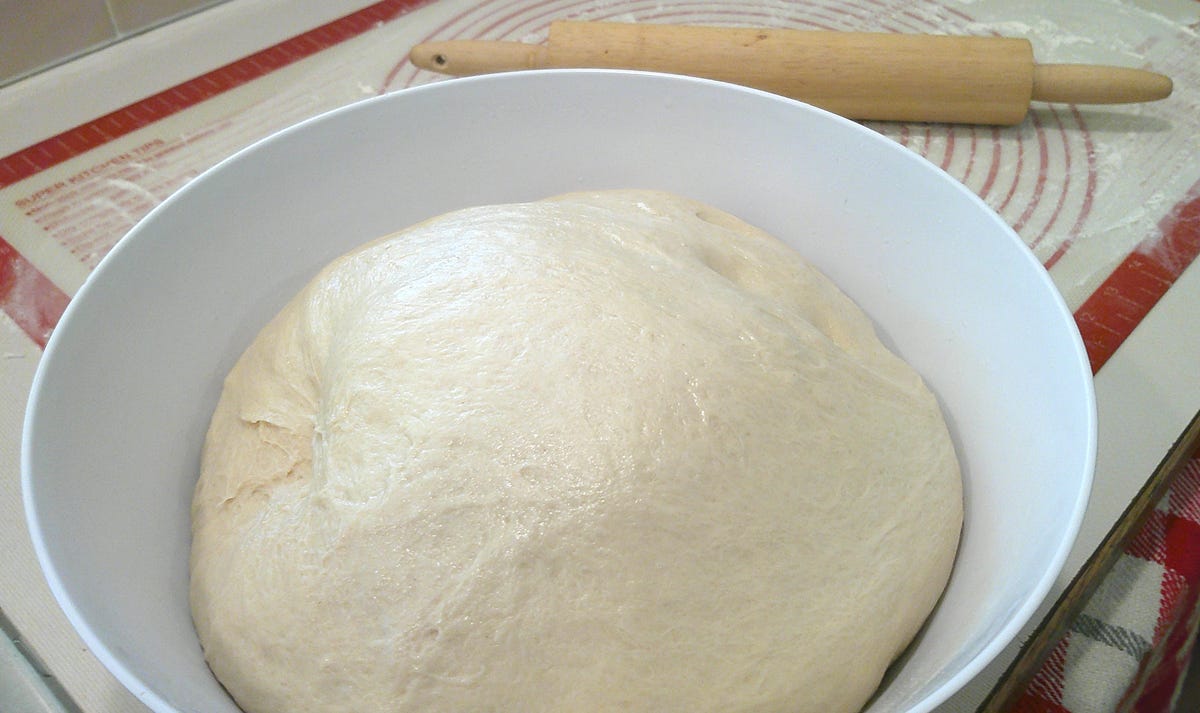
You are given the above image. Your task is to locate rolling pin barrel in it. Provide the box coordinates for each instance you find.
[545,21,1036,125]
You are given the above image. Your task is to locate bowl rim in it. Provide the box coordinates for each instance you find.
[22,68,1097,713]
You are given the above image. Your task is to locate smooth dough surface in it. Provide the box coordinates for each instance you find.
[190,190,962,713]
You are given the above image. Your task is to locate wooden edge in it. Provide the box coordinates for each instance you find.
[978,407,1200,712]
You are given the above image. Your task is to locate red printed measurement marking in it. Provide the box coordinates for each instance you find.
[1076,183,1200,373]
[0,0,431,190]
[0,0,432,346]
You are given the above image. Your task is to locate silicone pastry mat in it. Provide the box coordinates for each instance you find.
[0,0,1198,711]
[3,0,1198,367]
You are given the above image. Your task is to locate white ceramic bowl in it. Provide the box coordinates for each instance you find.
[23,70,1095,713]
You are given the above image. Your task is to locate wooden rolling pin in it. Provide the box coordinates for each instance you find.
[408,21,1173,125]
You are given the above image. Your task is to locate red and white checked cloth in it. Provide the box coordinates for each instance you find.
[1012,453,1200,713]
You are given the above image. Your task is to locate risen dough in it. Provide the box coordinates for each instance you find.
[190,190,961,713]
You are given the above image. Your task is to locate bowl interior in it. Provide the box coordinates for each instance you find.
[23,70,1094,713]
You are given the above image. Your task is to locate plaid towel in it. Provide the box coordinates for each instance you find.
[1013,454,1200,713]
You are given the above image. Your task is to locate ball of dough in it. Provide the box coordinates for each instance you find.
[190,190,961,713]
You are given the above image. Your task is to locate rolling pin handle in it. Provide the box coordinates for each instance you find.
[1031,64,1173,105]
[409,40,551,75]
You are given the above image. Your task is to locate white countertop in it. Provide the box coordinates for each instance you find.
[2,1,1198,710]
